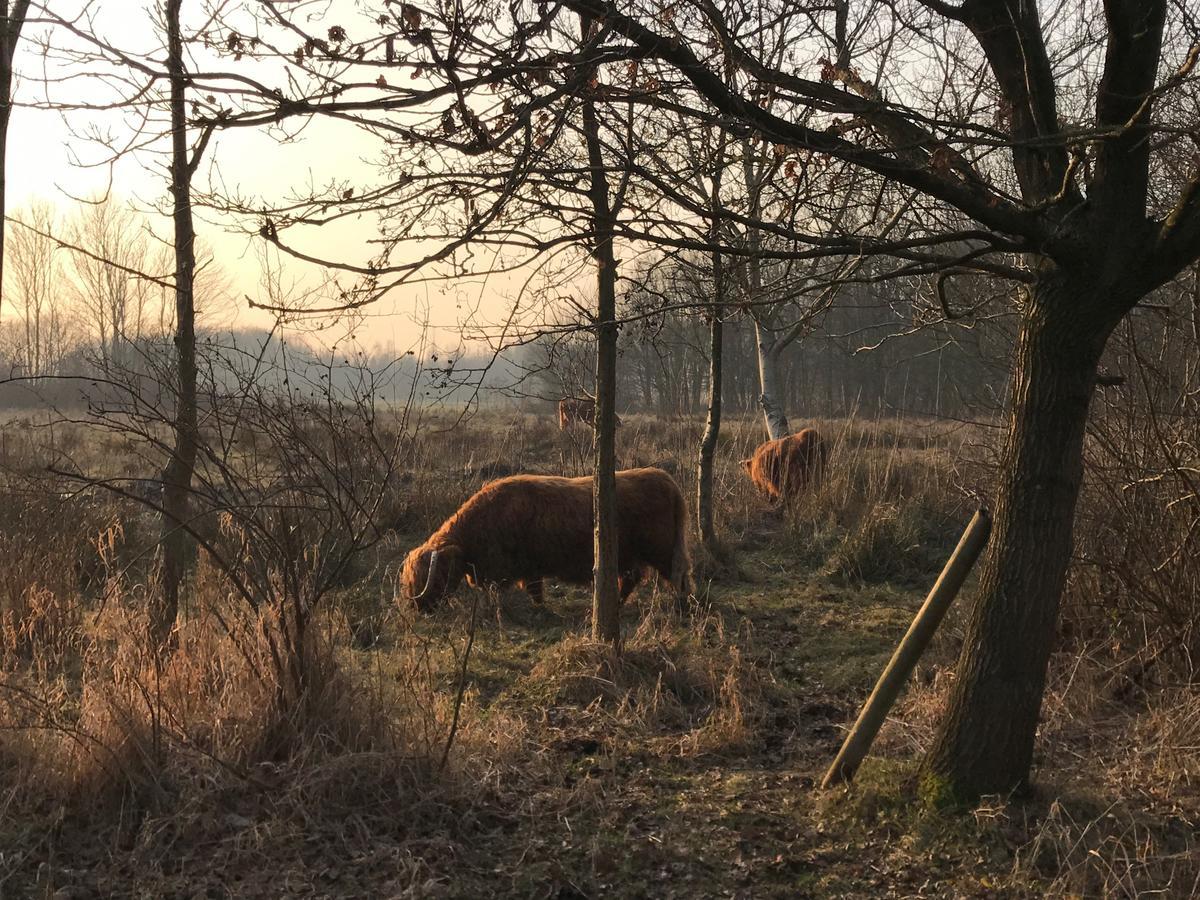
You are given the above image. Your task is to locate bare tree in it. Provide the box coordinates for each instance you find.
[67,198,157,371]
[154,0,206,649]
[5,202,73,378]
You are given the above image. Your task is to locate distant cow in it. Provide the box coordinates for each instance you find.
[557,397,621,431]
[557,397,594,430]
[741,428,828,503]
[400,467,694,611]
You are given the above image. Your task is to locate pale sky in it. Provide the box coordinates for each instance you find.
[3,0,542,356]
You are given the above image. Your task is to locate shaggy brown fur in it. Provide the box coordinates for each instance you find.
[400,467,694,611]
[741,428,828,503]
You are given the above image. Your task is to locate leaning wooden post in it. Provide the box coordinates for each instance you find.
[822,507,992,788]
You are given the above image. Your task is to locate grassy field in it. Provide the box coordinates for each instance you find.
[1,410,1197,898]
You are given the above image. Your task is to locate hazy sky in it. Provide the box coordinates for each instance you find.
[4,1,539,357]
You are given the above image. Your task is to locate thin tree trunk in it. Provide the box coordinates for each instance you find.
[0,65,7,318]
[756,328,790,440]
[698,143,725,551]
[639,352,652,409]
[580,13,620,647]
[154,0,200,650]
[740,138,790,441]
[922,273,1115,800]
[698,309,723,549]
[0,1,31,318]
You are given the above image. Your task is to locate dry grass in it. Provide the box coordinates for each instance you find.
[785,416,979,584]
[526,606,763,757]
[1,406,1198,896]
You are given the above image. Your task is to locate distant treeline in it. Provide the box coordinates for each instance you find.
[0,328,523,413]
[515,278,1019,423]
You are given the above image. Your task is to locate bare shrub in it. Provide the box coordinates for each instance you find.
[1070,333,1200,679]
[1,564,471,812]
[0,491,118,667]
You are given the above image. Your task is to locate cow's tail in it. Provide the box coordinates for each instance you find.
[669,479,696,603]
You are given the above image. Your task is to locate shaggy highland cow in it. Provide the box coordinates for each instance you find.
[401,467,694,610]
[741,428,828,503]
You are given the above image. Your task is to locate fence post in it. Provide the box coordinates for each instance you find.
[821,507,992,788]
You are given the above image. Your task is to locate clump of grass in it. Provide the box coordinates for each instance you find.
[824,501,927,583]
[526,607,762,755]
[0,490,118,666]
[1008,794,1199,897]
[781,417,980,583]
[2,548,476,803]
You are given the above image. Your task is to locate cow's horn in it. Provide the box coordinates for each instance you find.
[413,548,440,603]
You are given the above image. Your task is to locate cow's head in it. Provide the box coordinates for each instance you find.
[400,543,465,612]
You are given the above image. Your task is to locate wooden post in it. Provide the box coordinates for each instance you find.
[822,507,992,788]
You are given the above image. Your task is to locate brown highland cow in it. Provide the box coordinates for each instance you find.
[741,428,828,503]
[401,467,694,610]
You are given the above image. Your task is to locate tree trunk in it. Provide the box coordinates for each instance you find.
[756,327,790,440]
[153,0,200,651]
[698,310,723,550]
[0,58,8,319]
[639,352,653,410]
[740,138,790,440]
[922,272,1115,800]
[0,1,31,319]
[579,14,620,647]
[698,148,726,551]
[591,255,620,646]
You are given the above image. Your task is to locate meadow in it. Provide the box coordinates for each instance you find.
[1,407,1197,898]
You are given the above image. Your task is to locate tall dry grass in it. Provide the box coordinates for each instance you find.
[3,402,1200,896]
[527,603,763,757]
[0,433,518,893]
[772,416,986,584]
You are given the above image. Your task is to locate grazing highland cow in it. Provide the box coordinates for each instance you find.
[401,467,693,611]
[741,428,828,503]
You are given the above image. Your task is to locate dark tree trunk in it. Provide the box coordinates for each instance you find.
[0,1,31,318]
[0,44,8,318]
[591,259,620,646]
[639,353,653,410]
[579,14,620,646]
[154,0,200,650]
[922,271,1118,799]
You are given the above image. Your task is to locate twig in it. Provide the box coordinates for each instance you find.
[439,593,478,772]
